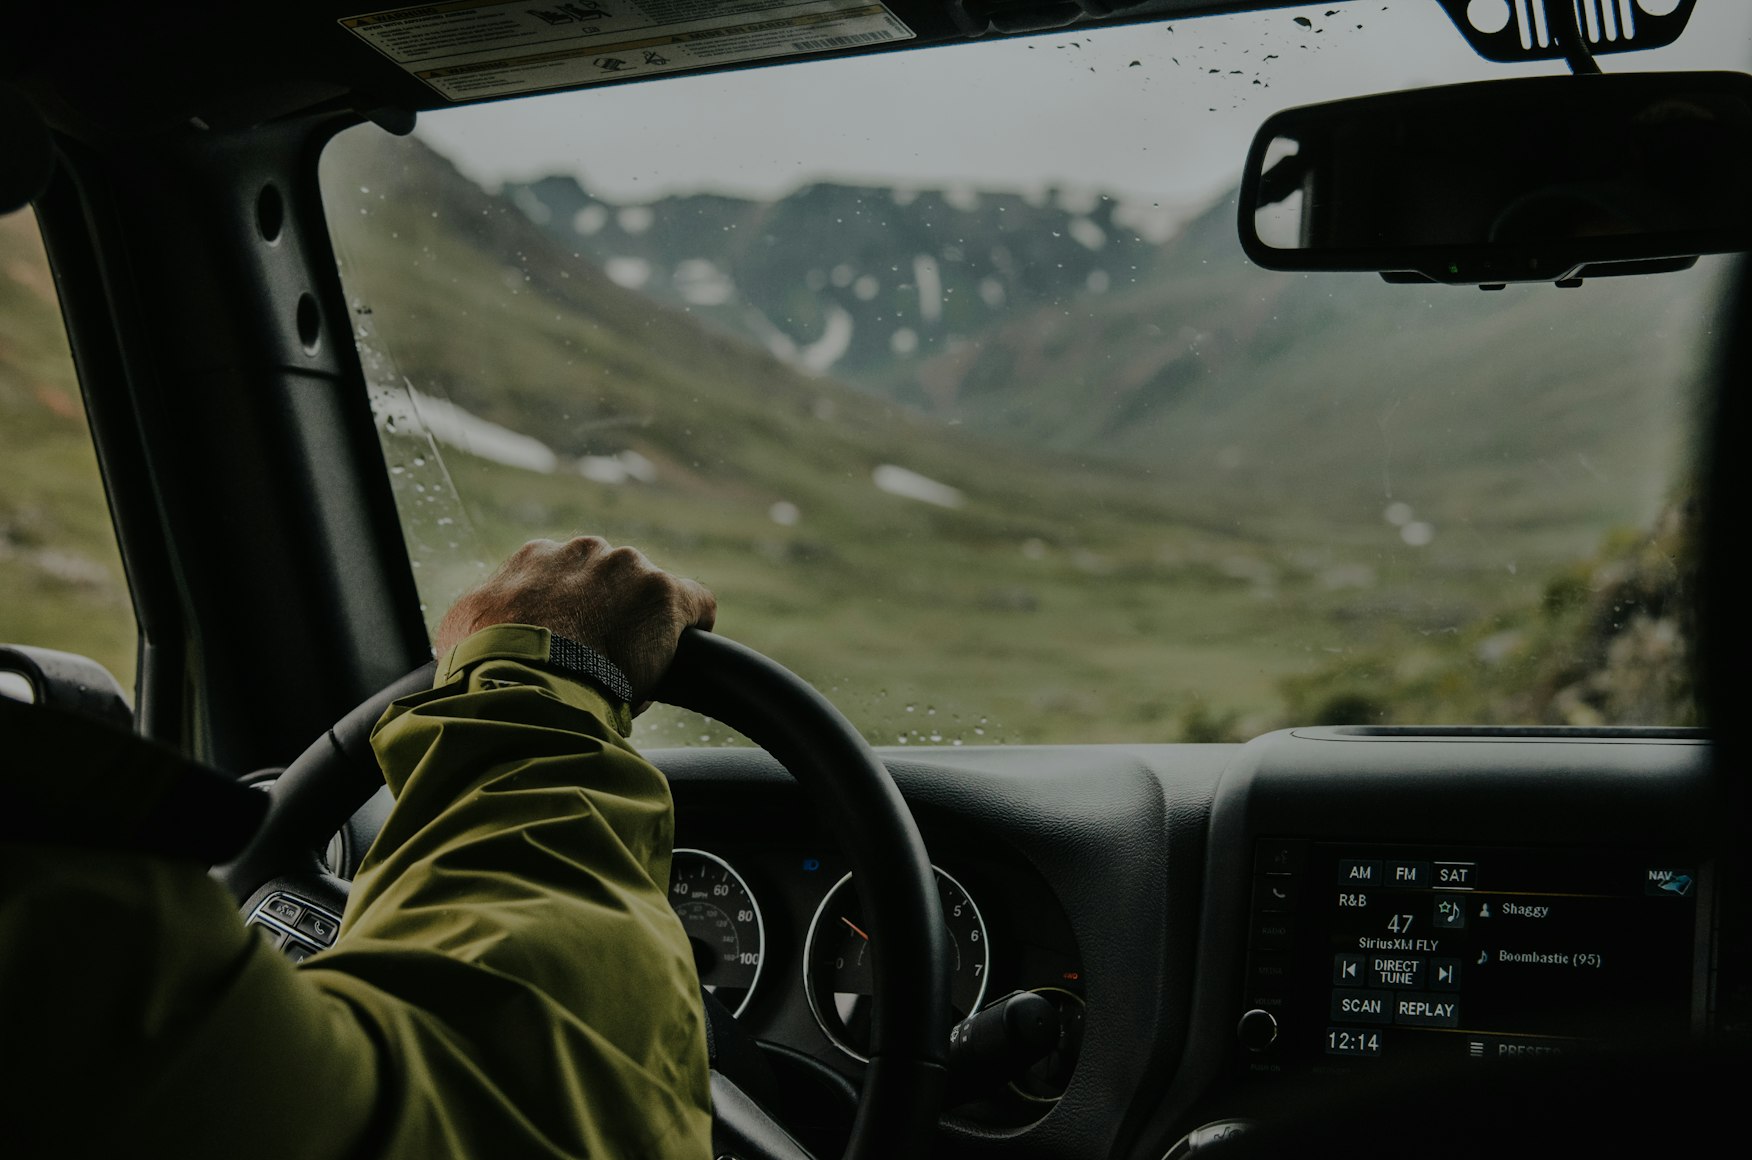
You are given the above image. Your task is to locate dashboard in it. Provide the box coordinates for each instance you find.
[660,725,1719,1159]
[251,724,1721,1160]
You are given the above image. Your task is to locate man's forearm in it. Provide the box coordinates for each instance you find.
[314,623,711,1158]
[0,625,710,1159]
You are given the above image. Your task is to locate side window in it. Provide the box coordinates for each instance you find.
[0,207,137,689]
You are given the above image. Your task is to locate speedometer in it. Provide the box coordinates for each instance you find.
[667,849,765,1017]
[803,866,990,1061]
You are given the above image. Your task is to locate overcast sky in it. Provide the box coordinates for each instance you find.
[415,0,1752,205]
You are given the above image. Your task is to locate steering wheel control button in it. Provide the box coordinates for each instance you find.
[261,896,303,925]
[1330,989,1392,1025]
[295,909,339,945]
[249,921,285,948]
[283,941,319,964]
[248,894,343,952]
[1236,1008,1279,1052]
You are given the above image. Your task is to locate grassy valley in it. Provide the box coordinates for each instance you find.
[320,130,1706,743]
[325,131,1343,744]
[0,210,134,685]
[0,128,1706,745]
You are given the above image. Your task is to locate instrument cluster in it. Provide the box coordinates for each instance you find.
[663,840,1086,1108]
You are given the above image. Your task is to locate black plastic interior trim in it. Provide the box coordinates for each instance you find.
[1314,725,1710,741]
[32,153,186,740]
[659,741,1236,1160]
[33,116,430,770]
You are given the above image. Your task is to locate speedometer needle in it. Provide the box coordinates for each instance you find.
[841,916,870,941]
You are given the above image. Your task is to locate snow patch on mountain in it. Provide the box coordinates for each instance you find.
[801,305,854,373]
[943,185,980,212]
[745,308,801,362]
[403,389,559,474]
[1068,216,1107,251]
[604,256,652,289]
[577,449,657,484]
[511,187,551,224]
[913,255,943,325]
[674,258,733,305]
[873,464,964,508]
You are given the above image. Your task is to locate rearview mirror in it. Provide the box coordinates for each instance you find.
[1239,72,1752,286]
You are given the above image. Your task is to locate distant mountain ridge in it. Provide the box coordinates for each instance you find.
[504,172,1208,382]
[501,158,1712,540]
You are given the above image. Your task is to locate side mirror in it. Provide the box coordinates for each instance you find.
[0,644,133,731]
[1239,71,1752,286]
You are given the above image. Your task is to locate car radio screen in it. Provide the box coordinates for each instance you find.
[1245,842,1705,1072]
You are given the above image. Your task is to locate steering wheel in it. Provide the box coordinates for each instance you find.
[218,629,950,1160]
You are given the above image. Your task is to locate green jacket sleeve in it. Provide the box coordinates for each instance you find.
[0,624,712,1160]
[318,623,712,1157]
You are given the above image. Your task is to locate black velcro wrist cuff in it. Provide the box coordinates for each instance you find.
[545,634,636,704]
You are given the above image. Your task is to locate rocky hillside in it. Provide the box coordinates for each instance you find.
[504,172,1199,382]
[1279,499,1700,729]
[502,153,1721,555]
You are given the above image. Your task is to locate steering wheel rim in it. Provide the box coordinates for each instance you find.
[218,628,949,1160]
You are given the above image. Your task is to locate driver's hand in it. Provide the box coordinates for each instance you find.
[434,537,716,700]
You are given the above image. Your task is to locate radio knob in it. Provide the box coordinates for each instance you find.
[1236,1008,1278,1051]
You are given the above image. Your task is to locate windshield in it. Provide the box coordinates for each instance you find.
[319,1,1750,747]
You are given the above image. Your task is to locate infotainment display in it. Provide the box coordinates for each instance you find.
[1240,841,1708,1075]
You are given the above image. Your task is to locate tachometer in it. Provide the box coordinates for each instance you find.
[667,849,765,1017]
[803,866,989,1061]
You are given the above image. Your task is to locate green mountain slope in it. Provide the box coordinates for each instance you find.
[894,191,1719,545]
[318,131,1701,741]
[500,160,1713,569]
[325,131,1337,744]
[0,131,1697,744]
[0,209,134,685]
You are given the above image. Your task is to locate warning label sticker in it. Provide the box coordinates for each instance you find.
[340,0,915,101]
